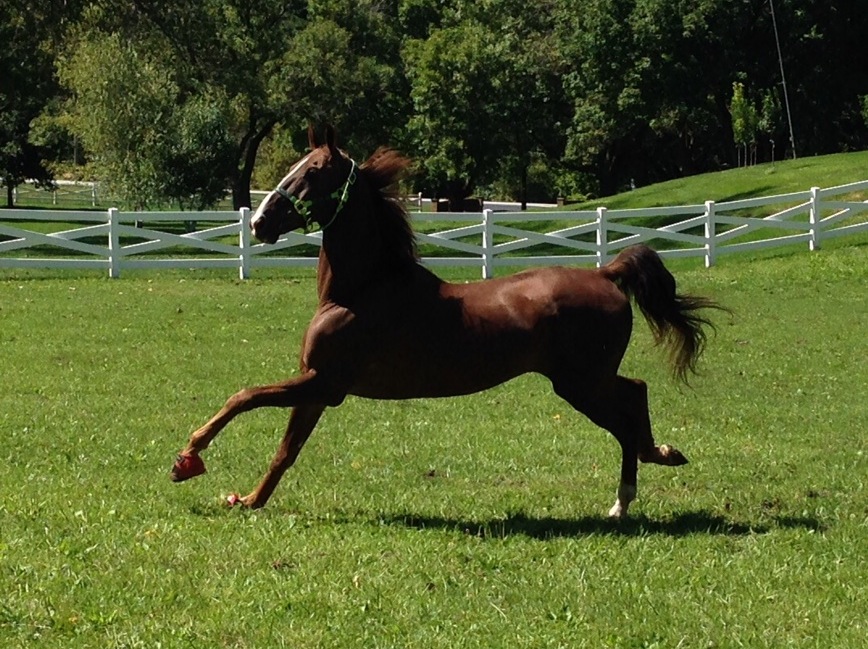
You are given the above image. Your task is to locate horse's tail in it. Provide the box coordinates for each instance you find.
[599,244,726,384]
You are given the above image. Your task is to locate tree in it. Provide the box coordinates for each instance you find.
[557,0,649,196]
[60,33,206,209]
[403,21,503,205]
[13,0,868,211]
[474,0,568,207]
[861,96,868,130]
[758,88,783,162]
[164,96,238,210]
[555,0,822,192]
[59,1,405,209]
[730,81,760,167]
[777,0,868,155]
[305,0,409,154]
[403,0,566,207]
[0,4,59,206]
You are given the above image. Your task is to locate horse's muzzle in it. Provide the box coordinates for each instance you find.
[250,215,279,244]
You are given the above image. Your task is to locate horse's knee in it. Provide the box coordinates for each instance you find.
[227,387,258,412]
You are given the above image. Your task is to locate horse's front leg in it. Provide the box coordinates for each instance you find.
[229,403,326,509]
[170,369,343,482]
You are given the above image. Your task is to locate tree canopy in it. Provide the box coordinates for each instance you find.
[2,0,866,209]
[0,2,70,206]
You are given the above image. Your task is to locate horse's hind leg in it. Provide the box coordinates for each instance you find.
[552,375,687,519]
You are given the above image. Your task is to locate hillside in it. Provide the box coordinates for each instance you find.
[568,150,868,211]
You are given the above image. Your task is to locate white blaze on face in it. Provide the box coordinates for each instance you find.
[252,153,313,224]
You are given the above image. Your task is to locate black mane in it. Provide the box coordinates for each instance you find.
[359,148,418,265]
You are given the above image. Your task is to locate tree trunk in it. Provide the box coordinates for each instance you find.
[6,184,13,208]
[231,118,278,210]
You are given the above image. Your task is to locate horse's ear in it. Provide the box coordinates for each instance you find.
[307,123,318,150]
[324,124,340,157]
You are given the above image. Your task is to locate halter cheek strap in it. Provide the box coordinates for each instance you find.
[275,159,357,233]
[274,187,313,225]
[324,159,357,229]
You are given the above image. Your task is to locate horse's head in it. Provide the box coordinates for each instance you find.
[251,124,358,243]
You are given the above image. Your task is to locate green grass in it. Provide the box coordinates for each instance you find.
[1,239,867,647]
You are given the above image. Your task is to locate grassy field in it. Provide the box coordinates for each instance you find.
[1,233,866,647]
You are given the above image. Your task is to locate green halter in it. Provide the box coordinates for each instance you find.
[275,159,357,233]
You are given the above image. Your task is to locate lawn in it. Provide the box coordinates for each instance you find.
[1,240,866,647]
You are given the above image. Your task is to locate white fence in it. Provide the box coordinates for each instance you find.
[1,180,866,279]
[11,179,102,207]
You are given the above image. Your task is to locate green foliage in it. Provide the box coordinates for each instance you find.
[758,88,782,138]
[730,82,750,146]
[165,95,237,210]
[0,2,62,205]
[404,21,498,197]
[251,124,306,190]
[404,2,566,203]
[59,33,235,210]
[53,0,408,208]
[10,0,868,209]
[60,33,182,208]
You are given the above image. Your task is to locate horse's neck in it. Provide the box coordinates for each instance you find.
[316,219,383,303]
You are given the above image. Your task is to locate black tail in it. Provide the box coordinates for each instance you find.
[600,245,726,383]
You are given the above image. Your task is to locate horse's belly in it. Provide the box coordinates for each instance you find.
[348,345,535,400]
[349,373,525,400]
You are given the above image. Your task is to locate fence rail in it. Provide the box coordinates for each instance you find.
[2,180,866,278]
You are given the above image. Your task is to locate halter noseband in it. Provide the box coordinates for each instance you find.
[274,158,357,233]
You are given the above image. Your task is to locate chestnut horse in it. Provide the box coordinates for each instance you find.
[171,125,723,519]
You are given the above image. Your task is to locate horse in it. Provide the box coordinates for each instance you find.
[171,125,724,519]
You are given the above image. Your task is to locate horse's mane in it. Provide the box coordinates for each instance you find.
[359,147,418,264]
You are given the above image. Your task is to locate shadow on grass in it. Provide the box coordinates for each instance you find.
[183,502,826,539]
[379,510,825,540]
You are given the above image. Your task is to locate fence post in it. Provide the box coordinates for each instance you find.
[239,207,251,280]
[108,208,120,278]
[596,207,608,268]
[482,208,494,279]
[809,186,821,251]
[704,200,716,268]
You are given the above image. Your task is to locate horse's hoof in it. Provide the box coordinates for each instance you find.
[660,444,689,466]
[170,454,206,482]
[608,503,628,519]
